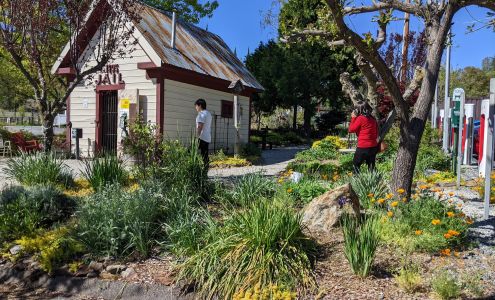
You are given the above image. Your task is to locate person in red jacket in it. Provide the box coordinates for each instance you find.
[348,101,379,173]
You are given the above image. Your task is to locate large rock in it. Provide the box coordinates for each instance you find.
[301,183,360,243]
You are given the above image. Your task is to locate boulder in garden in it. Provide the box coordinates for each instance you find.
[301,183,360,243]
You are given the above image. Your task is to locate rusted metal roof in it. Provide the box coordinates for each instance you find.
[134,3,264,91]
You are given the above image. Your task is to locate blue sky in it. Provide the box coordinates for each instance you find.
[199,1,495,70]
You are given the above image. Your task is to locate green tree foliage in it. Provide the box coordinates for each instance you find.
[143,0,218,24]
[438,64,494,99]
[246,40,357,133]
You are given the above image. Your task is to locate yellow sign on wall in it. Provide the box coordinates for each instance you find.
[120,98,130,109]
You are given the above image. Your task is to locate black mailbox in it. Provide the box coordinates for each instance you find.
[71,128,83,139]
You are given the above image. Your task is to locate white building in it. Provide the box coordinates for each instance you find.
[51,1,263,156]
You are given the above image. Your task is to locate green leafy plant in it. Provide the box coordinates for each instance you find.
[0,185,76,243]
[431,270,461,300]
[178,200,317,299]
[341,214,380,277]
[83,155,128,190]
[75,184,161,258]
[394,261,422,293]
[13,226,84,273]
[350,169,388,209]
[380,190,469,253]
[284,178,327,205]
[4,152,73,187]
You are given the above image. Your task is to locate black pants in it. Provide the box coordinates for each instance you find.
[353,146,378,174]
[198,139,209,167]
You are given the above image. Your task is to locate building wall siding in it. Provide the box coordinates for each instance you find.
[69,37,156,156]
[164,79,250,153]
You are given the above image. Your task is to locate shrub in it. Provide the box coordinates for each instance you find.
[4,152,73,187]
[0,185,76,243]
[83,155,128,190]
[13,227,84,273]
[338,153,354,172]
[75,184,162,258]
[210,150,251,168]
[281,131,306,145]
[425,171,456,184]
[266,132,284,145]
[431,270,461,300]
[283,178,327,205]
[379,190,470,253]
[287,160,338,177]
[231,173,276,207]
[341,214,380,277]
[178,200,317,299]
[240,143,262,158]
[394,262,422,293]
[350,169,389,210]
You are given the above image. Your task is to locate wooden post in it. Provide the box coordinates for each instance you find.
[400,0,410,83]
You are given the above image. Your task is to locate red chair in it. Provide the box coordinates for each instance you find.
[11,132,42,153]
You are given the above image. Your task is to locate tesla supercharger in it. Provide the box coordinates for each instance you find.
[463,104,475,165]
[478,98,492,177]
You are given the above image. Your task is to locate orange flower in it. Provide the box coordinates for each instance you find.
[402,197,407,202]
[457,203,462,208]
[419,184,428,190]
[377,198,385,204]
[458,212,465,218]
[431,219,441,225]
[448,192,455,197]
[386,193,393,199]
[367,193,374,198]
[332,175,339,181]
[397,188,405,194]
[447,211,455,217]
[391,201,399,207]
[466,217,474,225]
[454,251,460,257]
[444,233,452,239]
[440,248,451,256]
[387,211,394,217]
[287,188,293,193]
[448,230,460,236]
[415,230,423,235]
[448,199,453,203]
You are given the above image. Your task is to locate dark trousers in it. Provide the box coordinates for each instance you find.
[198,139,209,167]
[353,146,378,174]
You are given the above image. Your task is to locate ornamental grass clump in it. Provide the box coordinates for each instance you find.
[231,173,276,207]
[178,200,317,299]
[83,155,128,190]
[341,213,380,277]
[431,269,461,300]
[350,169,388,209]
[5,152,73,187]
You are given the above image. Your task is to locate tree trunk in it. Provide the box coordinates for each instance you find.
[292,104,297,130]
[303,107,312,137]
[43,113,55,152]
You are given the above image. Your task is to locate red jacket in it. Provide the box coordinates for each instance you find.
[349,115,378,148]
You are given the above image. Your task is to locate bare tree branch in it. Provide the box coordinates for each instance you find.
[403,66,424,102]
[343,1,424,16]
[280,29,345,47]
[355,53,380,120]
[339,72,365,105]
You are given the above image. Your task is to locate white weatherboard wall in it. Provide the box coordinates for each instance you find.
[164,79,249,152]
[69,36,156,156]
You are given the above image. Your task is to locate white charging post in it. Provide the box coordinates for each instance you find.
[463,104,475,165]
[483,79,495,220]
[454,88,465,188]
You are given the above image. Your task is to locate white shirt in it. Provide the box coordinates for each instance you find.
[196,109,212,143]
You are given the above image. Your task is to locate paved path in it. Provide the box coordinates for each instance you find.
[0,147,306,188]
[209,146,306,178]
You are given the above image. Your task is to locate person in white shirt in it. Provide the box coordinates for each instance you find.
[195,98,212,166]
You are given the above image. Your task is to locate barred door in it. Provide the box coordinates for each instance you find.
[101,91,118,154]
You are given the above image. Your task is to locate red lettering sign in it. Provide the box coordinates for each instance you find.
[95,64,125,85]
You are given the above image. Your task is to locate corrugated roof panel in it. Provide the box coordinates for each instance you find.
[134,3,264,91]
